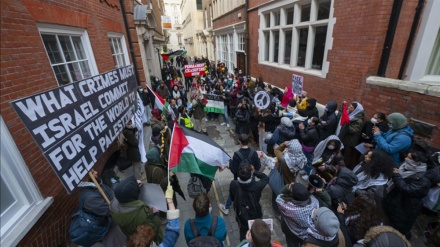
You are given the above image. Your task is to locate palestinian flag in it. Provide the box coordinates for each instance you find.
[161,49,187,61]
[146,85,166,109]
[169,125,230,180]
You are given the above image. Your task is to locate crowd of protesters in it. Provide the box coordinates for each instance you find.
[72,57,439,247]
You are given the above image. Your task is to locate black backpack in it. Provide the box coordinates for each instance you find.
[188,215,222,247]
[233,181,262,227]
[236,149,255,167]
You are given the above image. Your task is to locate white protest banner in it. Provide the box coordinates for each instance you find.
[135,92,147,163]
[292,74,304,96]
[10,65,137,193]
[184,63,206,77]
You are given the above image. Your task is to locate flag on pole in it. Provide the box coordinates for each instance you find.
[161,49,187,61]
[335,103,350,136]
[147,85,165,110]
[168,125,230,180]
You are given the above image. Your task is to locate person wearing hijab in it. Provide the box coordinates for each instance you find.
[340,102,365,169]
[281,86,294,108]
[373,112,414,166]
[275,139,308,185]
[295,91,308,111]
[382,151,431,239]
[312,135,345,182]
[171,85,182,107]
[298,98,319,119]
[318,101,338,141]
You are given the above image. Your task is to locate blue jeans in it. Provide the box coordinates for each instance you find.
[225,195,232,209]
[223,105,229,124]
[304,151,313,175]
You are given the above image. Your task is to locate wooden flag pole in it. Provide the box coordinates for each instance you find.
[88,171,111,205]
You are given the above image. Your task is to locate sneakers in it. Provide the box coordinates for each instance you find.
[220,122,226,126]
[218,203,229,215]
[226,124,230,128]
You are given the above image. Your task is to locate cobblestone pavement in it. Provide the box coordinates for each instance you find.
[117,118,428,247]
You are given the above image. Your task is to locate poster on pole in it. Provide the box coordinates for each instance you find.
[184,63,206,77]
[10,65,137,193]
[292,74,304,96]
[161,15,172,29]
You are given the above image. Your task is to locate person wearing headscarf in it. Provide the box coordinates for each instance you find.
[351,150,394,198]
[156,80,170,100]
[339,102,365,169]
[298,98,319,119]
[326,167,359,209]
[295,91,308,111]
[265,117,296,147]
[281,86,294,108]
[303,207,345,247]
[276,183,319,247]
[318,101,338,141]
[373,112,414,166]
[312,135,345,182]
[275,139,308,185]
[382,151,431,239]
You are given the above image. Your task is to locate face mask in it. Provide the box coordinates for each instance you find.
[138,89,143,92]
[307,119,312,125]
[371,117,378,124]
[327,145,335,150]
[324,108,329,112]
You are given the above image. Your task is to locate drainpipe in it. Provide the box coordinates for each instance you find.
[245,0,249,75]
[120,0,141,85]
[377,0,403,77]
[398,0,425,79]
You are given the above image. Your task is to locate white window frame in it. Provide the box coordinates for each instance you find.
[405,0,440,85]
[258,0,335,78]
[108,33,130,69]
[37,23,98,85]
[0,116,53,246]
[237,32,245,51]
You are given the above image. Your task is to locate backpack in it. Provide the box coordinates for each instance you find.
[187,175,206,199]
[233,181,262,227]
[236,149,255,167]
[69,190,110,247]
[188,216,222,247]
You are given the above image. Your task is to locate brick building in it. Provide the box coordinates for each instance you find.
[0,0,140,245]
[213,0,440,148]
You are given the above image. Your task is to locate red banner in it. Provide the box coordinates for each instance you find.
[184,63,206,77]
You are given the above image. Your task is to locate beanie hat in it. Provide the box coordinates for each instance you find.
[308,174,324,189]
[387,112,408,130]
[290,183,309,201]
[281,117,293,127]
[152,126,162,137]
[313,207,340,237]
[114,176,140,203]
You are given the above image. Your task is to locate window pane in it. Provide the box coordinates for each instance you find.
[318,0,331,20]
[426,30,440,75]
[59,36,77,62]
[1,177,16,215]
[274,11,280,26]
[273,31,279,63]
[312,26,328,70]
[68,62,82,82]
[297,28,309,67]
[301,4,311,22]
[41,34,63,64]
[72,36,86,60]
[265,13,271,27]
[286,8,294,25]
[80,61,92,78]
[284,30,292,64]
[53,64,70,85]
[264,32,270,61]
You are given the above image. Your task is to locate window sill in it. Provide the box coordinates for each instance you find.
[258,61,326,78]
[366,76,440,98]
[1,197,53,247]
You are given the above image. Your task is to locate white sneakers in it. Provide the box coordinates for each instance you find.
[220,122,226,126]
[218,203,229,215]
[227,124,230,128]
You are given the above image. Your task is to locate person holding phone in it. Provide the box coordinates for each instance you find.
[359,112,389,149]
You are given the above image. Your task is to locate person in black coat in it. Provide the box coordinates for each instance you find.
[298,98,319,119]
[326,167,358,208]
[298,116,320,174]
[318,100,338,141]
[382,152,431,239]
[359,112,389,149]
[235,98,251,135]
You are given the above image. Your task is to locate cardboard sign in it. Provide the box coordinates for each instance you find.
[292,74,304,96]
[10,65,137,193]
[184,63,206,77]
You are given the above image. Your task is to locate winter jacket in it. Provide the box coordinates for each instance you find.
[298,98,319,119]
[230,148,261,180]
[341,112,365,147]
[274,143,297,185]
[191,98,206,119]
[299,125,320,148]
[359,121,389,146]
[184,214,227,245]
[123,128,141,162]
[78,182,114,217]
[139,90,151,106]
[327,167,358,206]
[318,101,338,141]
[374,126,414,166]
[256,113,280,133]
[156,85,170,100]
[352,226,411,247]
[265,125,296,145]
[382,171,431,236]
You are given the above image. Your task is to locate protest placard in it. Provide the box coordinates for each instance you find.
[292,74,304,96]
[184,63,206,77]
[11,65,137,193]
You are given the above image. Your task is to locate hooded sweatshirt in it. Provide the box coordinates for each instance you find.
[326,167,358,205]
[319,101,338,141]
[298,98,319,119]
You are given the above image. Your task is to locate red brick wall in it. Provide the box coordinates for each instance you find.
[1,0,128,245]
[212,5,246,29]
[246,0,440,148]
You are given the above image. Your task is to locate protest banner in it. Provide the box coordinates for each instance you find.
[203,94,224,114]
[292,74,304,96]
[184,63,206,77]
[10,65,137,193]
